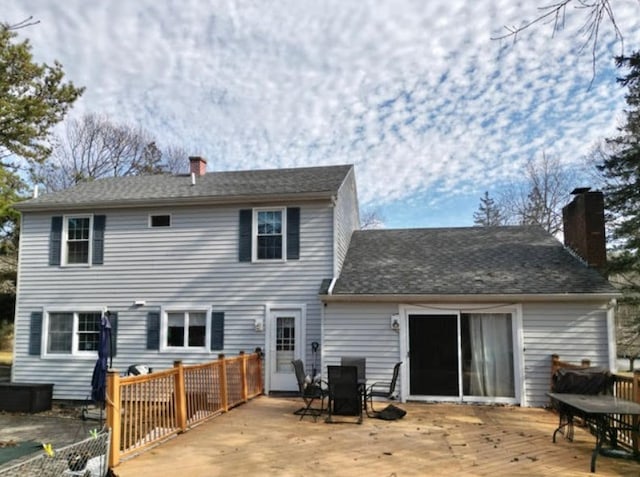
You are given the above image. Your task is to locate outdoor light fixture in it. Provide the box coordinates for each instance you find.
[133,300,146,307]
[390,314,400,331]
[254,317,264,332]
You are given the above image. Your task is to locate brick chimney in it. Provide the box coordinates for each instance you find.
[189,156,207,176]
[562,188,606,270]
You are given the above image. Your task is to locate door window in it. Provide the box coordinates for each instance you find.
[276,316,295,372]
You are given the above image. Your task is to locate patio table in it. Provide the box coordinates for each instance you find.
[547,392,640,473]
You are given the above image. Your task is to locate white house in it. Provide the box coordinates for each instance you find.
[12,160,617,406]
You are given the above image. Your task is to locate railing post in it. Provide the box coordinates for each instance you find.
[551,354,560,389]
[106,370,121,469]
[633,370,640,453]
[240,351,248,403]
[174,361,187,432]
[256,349,264,395]
[219,354,228,412]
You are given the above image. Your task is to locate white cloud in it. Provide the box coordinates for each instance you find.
[5,0,639,225]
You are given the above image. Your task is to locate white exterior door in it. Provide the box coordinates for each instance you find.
[268,309,303,391]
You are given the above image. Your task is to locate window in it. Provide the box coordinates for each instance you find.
[254,208,285,260]
[65,216,92,264]
[50,215,105,267]
[165,311,207,349]
[46,311,101,355]
[275,316,295,372]
[150,214,171,227]
[238,208,299,262]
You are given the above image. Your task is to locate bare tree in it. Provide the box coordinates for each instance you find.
[360,208,385,229]
[162,144,192,175]
[493,1,629,78]
[499,153,573,235]
[31,114,186,192]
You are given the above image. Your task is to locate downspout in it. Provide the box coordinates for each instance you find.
[327,277,338,296]
[321,277,338,383]
[607,299,618,371]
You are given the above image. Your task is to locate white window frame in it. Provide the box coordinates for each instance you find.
[62,214,93,266]
[160,308,211,352]
[252,207,287,262]
[42,309,102,359]
[149,214,172,228]
[399,303,523,406]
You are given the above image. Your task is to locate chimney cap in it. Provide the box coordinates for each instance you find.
[570,187,591,195]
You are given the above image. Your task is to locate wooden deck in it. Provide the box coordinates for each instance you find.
[114,396,639,476]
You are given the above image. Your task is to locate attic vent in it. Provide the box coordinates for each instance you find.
[150,214,171,227]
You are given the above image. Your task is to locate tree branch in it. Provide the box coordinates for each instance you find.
[3,16,40,31]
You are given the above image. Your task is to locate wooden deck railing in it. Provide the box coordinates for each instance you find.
[106,351,263,468]
[550,354,640,453]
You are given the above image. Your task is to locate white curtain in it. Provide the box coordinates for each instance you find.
[468,313,514,397]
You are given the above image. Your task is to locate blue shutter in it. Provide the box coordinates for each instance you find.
[287,207,300,260]
[146,311,160,350]
[238,209,252,262]
[29,312,43,355]
[49,216,62,266]
[92,215,106,265]
[109,312,118,358]
[211,312,224,350]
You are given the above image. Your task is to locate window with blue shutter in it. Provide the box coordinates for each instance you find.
[238,209,252,262]
[49,217,63,266]
[147,311,160,350]
[286,207,300,260]
[239,207,300,262]
[29,311,43,355]
[49,215,106,266]
[211,312,224,350]
[92,215,106,265]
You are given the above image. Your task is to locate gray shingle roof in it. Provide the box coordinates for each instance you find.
[17,164,353,210]
[331,226,618,296]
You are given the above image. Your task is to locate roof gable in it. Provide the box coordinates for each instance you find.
[331,226,617,297]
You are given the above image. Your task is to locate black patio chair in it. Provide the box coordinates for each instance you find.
[365,361,402,417]
[292,359,327,421]
[340,357,366,383]
[326,365,362,424]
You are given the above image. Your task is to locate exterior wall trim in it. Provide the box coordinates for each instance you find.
[322,293,619,303]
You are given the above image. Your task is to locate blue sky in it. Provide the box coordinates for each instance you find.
[5,0,640,228]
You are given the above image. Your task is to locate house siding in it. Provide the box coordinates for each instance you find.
[333,168,359,276]
[322,302,402,396]
[522,301,610,407]
[13,202,334,399]
[323,300,611,408]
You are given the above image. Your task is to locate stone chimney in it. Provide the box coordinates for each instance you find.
[189,156,207,176]
[562,188,606,270]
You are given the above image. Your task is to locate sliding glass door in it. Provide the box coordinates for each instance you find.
[461,313,514,398]
[408,311,515,401]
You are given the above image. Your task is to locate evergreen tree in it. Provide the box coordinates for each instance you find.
[0,23,84,166]
[473,191,504,226]
[0,21,83,322]
[599,52,640,297]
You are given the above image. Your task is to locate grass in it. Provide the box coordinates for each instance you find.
[0,350,13,365]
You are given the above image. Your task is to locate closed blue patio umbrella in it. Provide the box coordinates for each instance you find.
[91,310,112,405]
